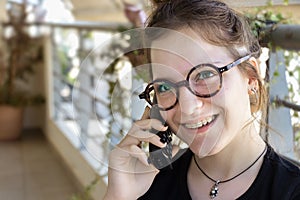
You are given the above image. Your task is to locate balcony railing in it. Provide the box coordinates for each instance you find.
[46,21,158,189]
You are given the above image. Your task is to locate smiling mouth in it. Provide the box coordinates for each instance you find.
[183,115,217,129]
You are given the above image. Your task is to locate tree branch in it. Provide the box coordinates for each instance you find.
[272,96,300,111]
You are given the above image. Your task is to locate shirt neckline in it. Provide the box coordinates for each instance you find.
[180,146,272,200]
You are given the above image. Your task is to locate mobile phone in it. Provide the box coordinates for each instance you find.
[148,105,173,169]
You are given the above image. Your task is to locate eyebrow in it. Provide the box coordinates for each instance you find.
[211,61,224,65]
[193,59,223,65]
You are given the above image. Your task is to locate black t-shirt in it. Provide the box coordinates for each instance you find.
[139,145,300,200]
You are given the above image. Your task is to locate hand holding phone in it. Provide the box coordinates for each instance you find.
[148,105,173,169]
[105,106,164,200]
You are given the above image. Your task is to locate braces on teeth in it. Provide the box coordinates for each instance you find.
[184,116,215,129]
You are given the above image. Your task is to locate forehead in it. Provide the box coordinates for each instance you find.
[150,29,233,79]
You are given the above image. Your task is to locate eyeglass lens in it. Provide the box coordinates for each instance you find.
[148,64,221,110]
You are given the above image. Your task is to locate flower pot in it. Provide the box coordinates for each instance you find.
[0,105,24,140]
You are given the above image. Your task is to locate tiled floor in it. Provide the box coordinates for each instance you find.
[0,129,79,200]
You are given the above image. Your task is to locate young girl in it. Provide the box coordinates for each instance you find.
[104,0,300,199]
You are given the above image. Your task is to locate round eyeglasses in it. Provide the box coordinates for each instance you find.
[139,55,251,111]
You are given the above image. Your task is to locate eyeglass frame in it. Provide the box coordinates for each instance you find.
[139,54,252,111]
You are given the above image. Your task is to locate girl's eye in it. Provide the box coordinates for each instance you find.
[157,82,172,93]
[196,70,216,80]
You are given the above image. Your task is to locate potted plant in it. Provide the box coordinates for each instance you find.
[0,1,44,140]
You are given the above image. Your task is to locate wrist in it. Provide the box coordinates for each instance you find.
[103,194,115,200]
[103,193,133,200]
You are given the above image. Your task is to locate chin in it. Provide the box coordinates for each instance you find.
[189,136,222,158]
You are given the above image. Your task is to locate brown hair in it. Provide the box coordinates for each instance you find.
[146,0,267,115]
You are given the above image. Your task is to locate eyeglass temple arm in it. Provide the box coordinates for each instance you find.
[219,54,252,73]
[139,92,147,99]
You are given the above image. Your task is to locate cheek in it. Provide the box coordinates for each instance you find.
[222,72,249,103]
[164,109,180,133]
[221,76,251,126]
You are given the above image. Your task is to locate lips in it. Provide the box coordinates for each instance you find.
[183,115,217,129]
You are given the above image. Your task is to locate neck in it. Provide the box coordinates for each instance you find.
[194,124,266,180]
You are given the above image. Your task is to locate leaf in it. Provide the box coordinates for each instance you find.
[267,0,274,6]
[270,14,279,22]
[284,0,289,6]
[273,70,280,77]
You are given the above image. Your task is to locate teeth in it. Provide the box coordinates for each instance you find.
[184,116,215,129]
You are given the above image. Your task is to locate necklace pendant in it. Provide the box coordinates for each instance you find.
[209,181,220,199]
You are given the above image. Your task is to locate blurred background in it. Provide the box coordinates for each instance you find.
[0,0,299,199]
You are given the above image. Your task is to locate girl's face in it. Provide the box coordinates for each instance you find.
[150,29,253,157]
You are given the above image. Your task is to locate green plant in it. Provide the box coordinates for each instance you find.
[245,3,300,146]
[245,6,290,48]
[0,1,44,107]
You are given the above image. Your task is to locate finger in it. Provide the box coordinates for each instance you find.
[138,106,168,131]
[133,118,168,132]
[129,144,149,166]
[110,145,157,173]
[119,129,166,148]
[111,145,149,166]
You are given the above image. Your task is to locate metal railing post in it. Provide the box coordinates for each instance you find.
[267,50,295,157]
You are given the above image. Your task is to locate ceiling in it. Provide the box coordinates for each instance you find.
[69,0,128,22]
[1,0,298,23]
[69,0,300,22]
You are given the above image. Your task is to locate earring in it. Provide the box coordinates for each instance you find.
[249,88,258,105]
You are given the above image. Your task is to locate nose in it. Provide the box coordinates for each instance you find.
[177,87,203,115]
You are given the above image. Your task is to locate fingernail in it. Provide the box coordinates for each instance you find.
[160,137,167,144]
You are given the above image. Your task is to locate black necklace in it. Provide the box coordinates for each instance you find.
[193,145,267,199]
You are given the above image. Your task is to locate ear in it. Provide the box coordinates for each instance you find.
[247,77,259,94]
[247,57,259,93]
[248,57,259,74]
